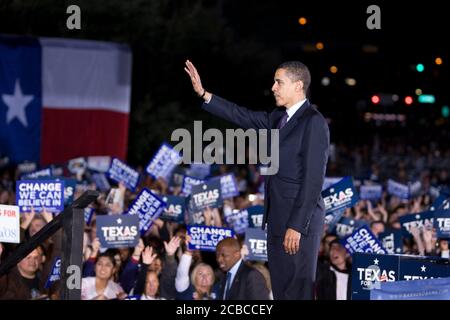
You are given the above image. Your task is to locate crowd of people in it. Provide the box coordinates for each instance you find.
[0,138,449,300]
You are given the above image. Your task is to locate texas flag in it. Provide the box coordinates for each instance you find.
[0,35,132,165]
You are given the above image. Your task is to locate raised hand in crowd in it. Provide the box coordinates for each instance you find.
[376,203,388,223]
[90,237,101,259]
[142,246,158,265]
[132,238,145,261]
[41,207,53,224]
[164,236,181,256]
[20,207,35,230]
[422,224,436,255]
[410,226,425,256]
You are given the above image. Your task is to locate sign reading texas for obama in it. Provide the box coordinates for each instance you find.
[187,225,234,252]
[16,180,64,213]
[126,188,166,235]
[96,214,140,248]
[190,179,223,212]
[322,176,359,214]
[107,158,139,191]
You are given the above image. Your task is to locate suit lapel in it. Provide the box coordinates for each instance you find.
[279,100,311,142]
[227,261,245,298]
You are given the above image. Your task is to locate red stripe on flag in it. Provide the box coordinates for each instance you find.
[41,108,129,165]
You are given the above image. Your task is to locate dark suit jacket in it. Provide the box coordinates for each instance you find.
[203,95,329,237]
[219,261,270,300]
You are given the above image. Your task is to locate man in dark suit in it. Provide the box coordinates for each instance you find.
[185,60,329,299]
[215,238,269,300]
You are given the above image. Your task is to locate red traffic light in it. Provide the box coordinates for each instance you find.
[404,96,413,105]
[371,95,380,104]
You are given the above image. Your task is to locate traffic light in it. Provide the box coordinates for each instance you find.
[442,105,449,118]
[404,96,413,105]
[416,64,425,72]
[371,95,380,104]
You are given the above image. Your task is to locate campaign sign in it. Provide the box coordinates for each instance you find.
[431,194,450,211]
[16,180,64,213]
[126,188,166,234]
[17,162,37,174]
[44,257,61,289]
[322,177,343,191]
[387,179,409,199]
[341,225,387,255]
[84,207,94,225]
[379,229,403,254]
[146,143,182,181]
[187,163,211,179]
[21,167,52,180]
[399,257,450,281]
[190,179,223,212]
[334,217,368,239]
[370,277,450,300]
[409,181,422,198]
[247,205,265,228]
[91,173,111,192]
[62,178,76,206]
[399,211,434,237]
[351,253,399,300]
[322,176,359,214]
[244,228,267,262]
[0,205,20,243]
[96,214,140,248]
[67,157,87,175]
[87,156,111,173]
[160,195,186,224]
[433,209,450,239]
[210,174,240,199]
[187,225,234,252]
[324,208,346,232]
[169,166,185,188]
[181,176,204,196]
[224,208,248,235]
[107,158,139,191]
[359,185,382,201]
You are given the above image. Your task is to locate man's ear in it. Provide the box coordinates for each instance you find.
[297,80,304,92]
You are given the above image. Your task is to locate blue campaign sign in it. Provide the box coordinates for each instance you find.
[168,166,185,188]
[67,157,87,175]
[91,173,111,192]
[126,188,166,235]
[87,156,111,173]
[371,277,450,300]
[181,175,204,196]
[146,143,182,181]
[44,257,61,289]
[399,211,435,237]
[17,162,37,174]
[399,256,450,281]
[341,225,387,255]
[359,185,382,201]
[106,158,139,191]
[21,167,52,180]
[324,208,346,233]
[187,225,234,252]
[39,176,76,206]
[84,207,94,225]
[351,253,400,300]
[431,194,450,211]
[96,214,140,248]
[433,209,450,239]
[322,177,343,191]
[187,163,211,179]
[16,180,65,213]
[387,179,409,199]
[224,208,248,235]
[322,176,359,215]
[160,195,186,223]
[190,179,223,212]
[244,228,267,262]
[247,205,264,228]
[210,174,239,199]
[379,229,403,254]
[334,217,368,239]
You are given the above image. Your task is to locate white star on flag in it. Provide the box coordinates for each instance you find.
[203,185,207,190]
[1,79,34,127]
[117,218,122,224]
[373,258,379,265]
[421,265,426,272]
[415,214,421,220]
[330,188,334,193]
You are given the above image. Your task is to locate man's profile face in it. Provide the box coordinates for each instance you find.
[272,68,302,107]
[216,244,240,272]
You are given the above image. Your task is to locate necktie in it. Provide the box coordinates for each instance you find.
[224,272,232,300]
[277,111,289,129]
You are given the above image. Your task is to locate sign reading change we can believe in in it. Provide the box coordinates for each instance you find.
[16,180,64,213]
[107,158,139,191]
[341,225,387,255]
[146,143,182,181]
[187,225,234,252]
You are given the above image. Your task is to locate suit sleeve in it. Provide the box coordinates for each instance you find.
[246,269,270,300]
[202,95,271,130]
[287,114,329,235]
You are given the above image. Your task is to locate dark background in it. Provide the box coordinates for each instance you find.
[1,0,448,166]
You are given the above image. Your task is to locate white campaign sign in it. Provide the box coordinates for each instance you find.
[0,205,20,243]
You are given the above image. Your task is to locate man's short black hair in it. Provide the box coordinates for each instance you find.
[277,61,311,94]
